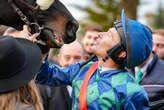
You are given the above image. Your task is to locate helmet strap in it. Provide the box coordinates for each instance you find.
[103,43,126,68]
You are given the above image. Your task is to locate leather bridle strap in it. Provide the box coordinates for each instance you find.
[79,61,98,110]
[7,0,43,34]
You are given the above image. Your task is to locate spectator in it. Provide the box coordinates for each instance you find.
[130,28,164,109]
[81,25,102,60]
[152,29,164,60]
[35,10,151,110]
[3,26,60,110]
[0,36,43,110]
[133,52,164,109]
[57,40,84,67]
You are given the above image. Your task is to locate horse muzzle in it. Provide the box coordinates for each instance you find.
[64,19,79,44]
[38,19,79,48]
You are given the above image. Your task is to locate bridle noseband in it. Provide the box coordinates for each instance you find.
[8,0,44,34]
[7,0,62,47]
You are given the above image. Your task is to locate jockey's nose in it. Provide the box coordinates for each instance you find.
[64,19,79,44]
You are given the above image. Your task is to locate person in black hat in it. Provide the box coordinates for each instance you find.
[0,36,43,110]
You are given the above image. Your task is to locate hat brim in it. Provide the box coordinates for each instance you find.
[0,38,42,93]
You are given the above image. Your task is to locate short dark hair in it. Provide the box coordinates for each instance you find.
[83,25,102,35]
[152,29,164,37]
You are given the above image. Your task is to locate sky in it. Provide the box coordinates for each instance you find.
[60,0,164,25]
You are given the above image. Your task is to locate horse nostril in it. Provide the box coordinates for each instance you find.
[65,20,79,44]
[67,20,79,33]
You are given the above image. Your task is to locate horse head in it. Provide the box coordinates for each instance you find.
[0,0,79,48]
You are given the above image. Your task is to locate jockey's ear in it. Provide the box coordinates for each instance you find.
[36,0,55,10]
[118,51,126,59]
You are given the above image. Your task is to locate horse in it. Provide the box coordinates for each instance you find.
[0,0,79,51]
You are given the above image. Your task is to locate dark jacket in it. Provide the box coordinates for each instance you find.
[37,84,72,110]
[130,53,164,110]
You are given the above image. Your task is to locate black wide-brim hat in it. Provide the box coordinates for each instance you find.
[0,36,42,93]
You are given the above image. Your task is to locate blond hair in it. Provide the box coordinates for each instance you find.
[0,80,43,110]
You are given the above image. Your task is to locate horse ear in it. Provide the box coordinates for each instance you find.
[36,0,55,10]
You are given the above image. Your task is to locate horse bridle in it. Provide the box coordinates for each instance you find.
[7,0,65,47]
[7,0,44,34]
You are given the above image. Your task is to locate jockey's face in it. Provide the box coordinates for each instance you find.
[91,28,120,58]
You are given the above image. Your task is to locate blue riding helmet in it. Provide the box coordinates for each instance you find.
[121,10,152,68]
[104,10,152,68]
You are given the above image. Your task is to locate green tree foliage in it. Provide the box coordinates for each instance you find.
[73,0,139,32]
[74,0,123,31]
[152,4,164,28]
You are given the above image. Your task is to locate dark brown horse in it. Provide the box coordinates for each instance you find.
[0,0,79,50]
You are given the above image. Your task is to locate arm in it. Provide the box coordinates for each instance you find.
[11,25,80,86]
[35,57,80,87]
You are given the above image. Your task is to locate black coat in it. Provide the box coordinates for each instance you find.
[37,84,72,110]
[130,54,164,110]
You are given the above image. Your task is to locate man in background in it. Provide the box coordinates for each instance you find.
[57,40,84,67]
[131,28,164,109]
[152,29,164,60]
[81,25,102,60]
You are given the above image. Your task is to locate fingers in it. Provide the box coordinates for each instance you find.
[30,33,40,42]
[23,25,30,34]
[10,25,40,42]
[22,25,40,42]
[32,33,40,39]
[23,25,31,32]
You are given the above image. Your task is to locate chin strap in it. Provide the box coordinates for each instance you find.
[102,20,127,68]
[79,55,97,68]
[103,43,126,68]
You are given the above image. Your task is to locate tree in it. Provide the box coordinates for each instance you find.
[152,3,164,28]
[73,0,139,32]
[122,0,139,20]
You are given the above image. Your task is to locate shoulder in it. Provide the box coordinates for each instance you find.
[111,71,142,94]
[79,61,94,68]
[111,71,136,87]
[156,58,164,67]
[151,57,164,73]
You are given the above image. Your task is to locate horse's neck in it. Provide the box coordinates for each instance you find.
[0,1,22,29]
[0,1,13,25]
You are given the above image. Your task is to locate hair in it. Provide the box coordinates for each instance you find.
[0,80,43,110]
[144,25,152,34]
[83,25,102,36]
[58,40,85,56]
[3,27,17,36]
[152,29,164,37]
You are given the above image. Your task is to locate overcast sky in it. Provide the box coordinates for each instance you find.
[61,0,164,25]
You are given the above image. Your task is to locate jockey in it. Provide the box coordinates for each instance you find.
[36,10,152,110]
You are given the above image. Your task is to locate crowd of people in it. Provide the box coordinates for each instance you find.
[0,9,164,110]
